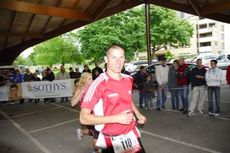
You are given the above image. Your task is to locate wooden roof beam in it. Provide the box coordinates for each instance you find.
[0,1,93,21]
[201,1,230,16]
[187,0,201,16]
[94,0,113,20]
[0,32,41,38]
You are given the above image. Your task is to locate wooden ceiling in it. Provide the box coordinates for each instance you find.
[0,0,230,65]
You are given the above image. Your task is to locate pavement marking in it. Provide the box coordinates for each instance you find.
[28,119,78,134]
[0,110,52,153]
[51,103,225,153]
[51,103,80,113]
[142,130,222,153]
[11,106,63,119]
[11,112,35,118]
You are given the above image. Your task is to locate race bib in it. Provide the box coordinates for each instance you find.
[111,130,141,153]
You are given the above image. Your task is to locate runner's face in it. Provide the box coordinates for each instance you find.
[105,48,125,73]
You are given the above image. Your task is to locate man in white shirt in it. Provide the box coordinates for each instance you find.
[56,65,70,102]
[205,60,222,117]
[155,57,169,111]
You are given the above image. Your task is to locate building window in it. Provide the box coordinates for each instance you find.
[221,33,224,41]
[222,42,225,49]
[221,25,224,32]
[199,24,207,29]
[209,23,215,28]
[200,42,211,47]
[199,32,212,38]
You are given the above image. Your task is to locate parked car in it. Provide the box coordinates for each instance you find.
[216,54,230,70]
[186,53,218,67]
[125,59,157,73]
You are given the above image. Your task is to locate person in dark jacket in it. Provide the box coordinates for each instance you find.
[168,60,180,110]
[92,62,103,80]
[134,66,148,109]
[42,68,55,102]
[188,59,206,116]
[143,75,155,110]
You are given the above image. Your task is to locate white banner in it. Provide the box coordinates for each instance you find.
[21,79,75,99]
[0,86,9,101]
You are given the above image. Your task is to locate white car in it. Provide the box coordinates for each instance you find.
[216,54,230,70]
[124,63,138,73]
[187,53,218,67]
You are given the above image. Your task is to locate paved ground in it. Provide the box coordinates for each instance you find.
[0,86,230,153]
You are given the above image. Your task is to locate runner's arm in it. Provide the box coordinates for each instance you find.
[70,88,83,107]
[80,108,133,125]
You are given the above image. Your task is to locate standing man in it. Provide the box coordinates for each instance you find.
[155,57,169,111]
[168,60,180,110]
[188,59,207,116]
[92,62,104,80]
[134,66,148,109]
[56,65,70,102]
[205,60,222,117]
[80,45,146,153]
[177,58,190,114]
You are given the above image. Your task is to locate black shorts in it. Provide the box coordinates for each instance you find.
[87,125,99,139]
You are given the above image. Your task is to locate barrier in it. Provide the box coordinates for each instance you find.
[0,79,75,102]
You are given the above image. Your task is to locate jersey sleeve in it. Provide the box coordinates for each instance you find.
[81,81,102,111]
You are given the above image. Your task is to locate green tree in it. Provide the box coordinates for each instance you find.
[150,6,193,52]
[77,5,193,61]
[31,36,83,66]
[78,7,146,62]
[14,55,33,66]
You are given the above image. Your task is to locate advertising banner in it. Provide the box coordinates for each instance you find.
[0,79,75,101]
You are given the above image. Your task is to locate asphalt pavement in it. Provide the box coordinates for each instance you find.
[0,86,230,153]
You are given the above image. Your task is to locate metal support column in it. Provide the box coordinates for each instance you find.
[145,0,151,65]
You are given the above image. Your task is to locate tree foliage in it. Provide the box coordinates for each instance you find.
[30,35,83,66]
[77,5,193,62]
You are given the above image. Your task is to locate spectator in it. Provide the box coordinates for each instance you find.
[32,73,41,103]
[134,66,148,109]
[92,62,103,80]
[121,67,130,75]
[24,68,34,82]
[188,59,207,116]
[69,67,75,79]
[155,57,169,111]
[80,44,146,152]
[11,69,24,104]
[11,69,23,83]
[56,65,70,102]
[226,65,230,87]
[74,68,82,79]
[42,68,55,103]
[205,60,222,117]
[23,68,34,102]
[143,75,155,110]
[168,60,180,110]
[177,58,190,114]
[82,64,91,73]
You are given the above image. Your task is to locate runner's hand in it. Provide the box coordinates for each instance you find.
[137,114,146,124]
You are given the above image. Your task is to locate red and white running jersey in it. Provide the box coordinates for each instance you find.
[81,72,135,135]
